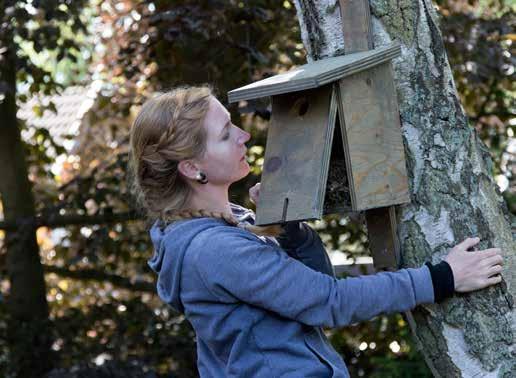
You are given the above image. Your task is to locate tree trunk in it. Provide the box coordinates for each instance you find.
[293,0,514,376]
[0,26,54,377]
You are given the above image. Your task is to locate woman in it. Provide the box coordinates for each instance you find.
[129,86,504,377]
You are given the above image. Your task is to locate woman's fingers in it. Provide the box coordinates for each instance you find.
[486,275,503,286]
[480,248,502,258]
[249,183,261,204]
[483,253,504,266]
[455,237,480,251]
[479,253,503,270]
[487,264,503,276]
[464,248,502,266]
[445,239,504,293]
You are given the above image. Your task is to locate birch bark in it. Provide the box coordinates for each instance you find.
[293,0,515,376]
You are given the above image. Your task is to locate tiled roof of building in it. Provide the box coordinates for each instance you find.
[17,85,97,152]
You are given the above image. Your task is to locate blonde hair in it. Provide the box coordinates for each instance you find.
[128,85,283,237]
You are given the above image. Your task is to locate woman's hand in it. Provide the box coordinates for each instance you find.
[444,237,504,292]
[249,182,261,205]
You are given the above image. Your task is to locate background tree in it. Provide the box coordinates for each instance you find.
[0,1,87,376]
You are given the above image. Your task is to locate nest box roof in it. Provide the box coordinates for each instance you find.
[228,42,401,104]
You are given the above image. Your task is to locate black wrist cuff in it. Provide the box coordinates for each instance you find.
[425,261,455,303]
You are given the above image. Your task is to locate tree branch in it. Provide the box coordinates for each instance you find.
[43,264,155,293]
[0,211,142,231]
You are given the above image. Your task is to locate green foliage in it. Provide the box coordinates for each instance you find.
[49,298,197,376]
[436,0,515,212]
[1,0,90,97]
[327,310,433,378]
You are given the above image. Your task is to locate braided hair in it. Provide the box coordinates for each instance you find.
[158,208,284,237]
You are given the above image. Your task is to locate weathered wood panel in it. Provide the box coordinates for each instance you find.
[365,206,400,269]
[338,62,410,211]
[255,85,337,225]
[338,0,402,279]
[338,0,373,53]
[227,43,400,103]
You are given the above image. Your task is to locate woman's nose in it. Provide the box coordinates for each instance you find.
[237,129,251,145]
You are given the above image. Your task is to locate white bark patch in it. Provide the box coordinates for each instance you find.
[292,0,313,59]
[444,62,463,109]
[428,149,443,169]
[401,208,415,222]
[394,45,418,111]
[433,133,445,147]
[402,123,424,193]
[416,1,440,78]
[371,17,392,47]
[414,207,454,252]
[293,0,344,61]
[450,146,466,184]
[468,133,484,175]
[372,18,418,110]
[442,324,501,378]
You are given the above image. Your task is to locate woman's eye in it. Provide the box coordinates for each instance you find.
[222,132,230,140]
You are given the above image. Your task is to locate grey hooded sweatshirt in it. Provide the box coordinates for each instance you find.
[148,203,435,377]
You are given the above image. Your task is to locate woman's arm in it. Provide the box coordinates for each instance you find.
[247,183,334,276]
[189,226,435,328]
[189,228,503,327]
[243,192,335,276]
[276,220,336,278]
[278,221,458,303]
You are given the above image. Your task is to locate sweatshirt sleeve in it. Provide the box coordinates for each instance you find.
[276,221,335,277]
[190,227,435,328]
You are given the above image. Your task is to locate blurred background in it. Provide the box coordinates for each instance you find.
[0,0,514,377]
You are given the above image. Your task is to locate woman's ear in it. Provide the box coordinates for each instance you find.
[178,160,200,180]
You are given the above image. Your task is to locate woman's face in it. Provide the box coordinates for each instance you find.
[197,96,251,185]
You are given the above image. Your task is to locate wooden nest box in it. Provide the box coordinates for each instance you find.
[228,43,410,227]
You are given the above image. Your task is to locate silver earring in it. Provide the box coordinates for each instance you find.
[196,171,208,184]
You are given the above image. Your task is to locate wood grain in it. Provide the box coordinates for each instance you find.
[255,85,338,225]
[337,62,410,211]
[365,206,400,269]
[227,43,400,103]
[338,0,373,53]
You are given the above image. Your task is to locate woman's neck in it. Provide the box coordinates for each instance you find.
[187,186,232,215]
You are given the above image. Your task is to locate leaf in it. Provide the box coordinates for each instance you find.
[32,105,43,117]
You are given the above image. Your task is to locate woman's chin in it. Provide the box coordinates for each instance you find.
[240,158,250,168]
[237,162,251,178]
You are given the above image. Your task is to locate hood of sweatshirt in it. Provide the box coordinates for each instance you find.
[147,202,256,313]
